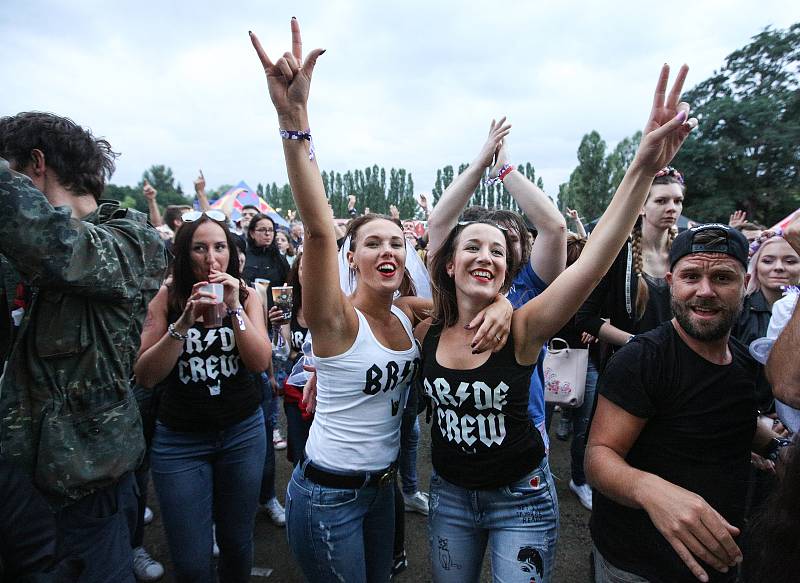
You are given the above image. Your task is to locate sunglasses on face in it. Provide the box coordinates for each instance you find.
[654,166,685,184]
[181,210,227,223]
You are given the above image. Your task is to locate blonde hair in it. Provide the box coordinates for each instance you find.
[746,236,799,296]
[631,221,677,321]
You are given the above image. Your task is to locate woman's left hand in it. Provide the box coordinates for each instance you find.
[468,295,513,353]
[208,269,242,310]
[633,64,698,175]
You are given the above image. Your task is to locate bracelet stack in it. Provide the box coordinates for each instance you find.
[279,128,316,160]
[227,307,247,331]
[485,163,514,186]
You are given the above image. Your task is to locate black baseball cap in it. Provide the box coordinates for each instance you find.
[669,223,749,271]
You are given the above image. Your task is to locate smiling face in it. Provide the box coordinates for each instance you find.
[642,183,684,231]
[190,221,230,281]
[348,218,406,293]
[250,217,275,247]
[667,253,748,341]
[753,238,800,293]
[447,223,508,302]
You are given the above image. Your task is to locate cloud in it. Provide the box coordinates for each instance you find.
[2,0,799,205]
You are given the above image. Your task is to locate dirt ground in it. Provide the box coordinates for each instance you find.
[143,410,593,582]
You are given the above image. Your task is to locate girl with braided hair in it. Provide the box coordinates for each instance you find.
[575,167,685,358]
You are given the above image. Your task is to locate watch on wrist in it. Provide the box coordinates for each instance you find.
[765,437,793,462]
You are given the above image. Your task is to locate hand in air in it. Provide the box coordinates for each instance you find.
[474,118,512,169]
[566,207,580,220]
[194,170,206,194]
[143,179,157,201]
[347,195,357,210]
[633,64,697,175]
[489,138,511,179]
[389,204,400,220]
[250,18,325,119]
[418,193,429,212]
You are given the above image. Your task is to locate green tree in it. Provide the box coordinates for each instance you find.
[558,131,611,219]
[673,23,800,225]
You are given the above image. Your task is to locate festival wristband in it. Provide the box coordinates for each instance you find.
[485,163,514,186]
[279,128,316,160]
[227,307,247,331]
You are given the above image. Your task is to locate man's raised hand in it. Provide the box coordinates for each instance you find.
[250,18,325,123]
[143,179,157,201]
[634,64,697,175]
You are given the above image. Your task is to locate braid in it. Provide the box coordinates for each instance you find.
[632,224,649,321]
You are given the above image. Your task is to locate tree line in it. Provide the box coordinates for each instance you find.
[106,23,799,227]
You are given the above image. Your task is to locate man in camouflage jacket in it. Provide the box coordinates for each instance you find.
[0,113,166,582]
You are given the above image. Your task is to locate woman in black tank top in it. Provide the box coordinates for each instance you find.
[419,70,697,581]
[134,213,272,581]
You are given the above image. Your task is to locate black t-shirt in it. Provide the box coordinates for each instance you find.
[590,322,758,583]
[158,313,261,432]
[420,323,545,489]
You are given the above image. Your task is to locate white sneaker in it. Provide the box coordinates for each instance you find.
[264,497,286,526]
[212,524,220,558]
[133,546,164,582]
[143,506,154,525]
[402,491,430,515]
[569,480,593,510]
[272,428,287,450]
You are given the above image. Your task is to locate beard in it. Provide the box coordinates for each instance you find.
[671,295,743,342]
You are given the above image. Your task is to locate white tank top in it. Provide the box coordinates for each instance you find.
[305,305,420,471]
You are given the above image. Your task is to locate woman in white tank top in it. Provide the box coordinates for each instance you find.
[249,21,512,582]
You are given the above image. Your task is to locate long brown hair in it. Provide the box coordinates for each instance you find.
[429,220,520,327]
[632,173,684,320]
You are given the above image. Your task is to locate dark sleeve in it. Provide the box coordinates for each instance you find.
[0,159,165,300]
[576,246,626,337]
[597,339,656,419]
[280,254,291,285]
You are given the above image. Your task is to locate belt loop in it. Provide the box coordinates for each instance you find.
[300,457,312,478]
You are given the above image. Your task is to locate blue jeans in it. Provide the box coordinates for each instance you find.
[286,460,396,582]
[56,472,139,583]
[399,409,420,496]
[150,409,266,583]
[428,457,559,583]
[571,360,599,486]
[258,373,277,503]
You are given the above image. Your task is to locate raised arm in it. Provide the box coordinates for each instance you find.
[513,64,696,362]
[426,119,511,257]
[194,169,211,211]
[250,20,354,357]
[566,208,586,238]
[143,179,163,227]
[490,140,566,284]
[0,160,166,300]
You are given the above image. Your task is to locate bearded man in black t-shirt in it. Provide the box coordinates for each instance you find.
[585,224,786,583]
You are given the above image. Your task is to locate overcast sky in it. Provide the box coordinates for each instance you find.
[2,1,798,206]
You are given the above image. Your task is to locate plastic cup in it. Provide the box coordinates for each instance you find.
[271,285,293,320]
[200,283,225,328]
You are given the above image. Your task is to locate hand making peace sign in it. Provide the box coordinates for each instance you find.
[249,18,325,123]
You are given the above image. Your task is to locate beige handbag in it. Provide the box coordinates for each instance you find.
[543,338,588,407]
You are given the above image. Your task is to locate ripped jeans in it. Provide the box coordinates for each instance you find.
[428,456,559,583]
[286,460,395,583]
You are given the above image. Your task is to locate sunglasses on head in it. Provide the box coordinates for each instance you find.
[654,166,685,185]
[457,220,508,232]
[181,210,227,223]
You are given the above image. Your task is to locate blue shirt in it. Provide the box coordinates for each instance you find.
[506,263,548,426]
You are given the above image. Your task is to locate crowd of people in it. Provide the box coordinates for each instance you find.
[0,16,799,583]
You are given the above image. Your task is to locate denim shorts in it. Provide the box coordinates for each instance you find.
[286,459,395,583]
[428,456,559,582]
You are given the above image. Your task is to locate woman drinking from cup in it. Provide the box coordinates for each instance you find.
[134,209,271,583]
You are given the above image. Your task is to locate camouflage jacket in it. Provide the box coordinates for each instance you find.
[0,159,167,506]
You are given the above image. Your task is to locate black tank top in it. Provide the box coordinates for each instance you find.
[289,313,308,354]
[420,322,545,489]
[158,310,261,432]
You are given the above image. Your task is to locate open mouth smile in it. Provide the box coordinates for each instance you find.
[470,269,494,283]
[377,262,398,278]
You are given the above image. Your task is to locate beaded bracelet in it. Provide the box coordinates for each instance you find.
[485,163,514,186]
[279,128,316,160]
[227,307,247,331]
[167,323,188,341]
